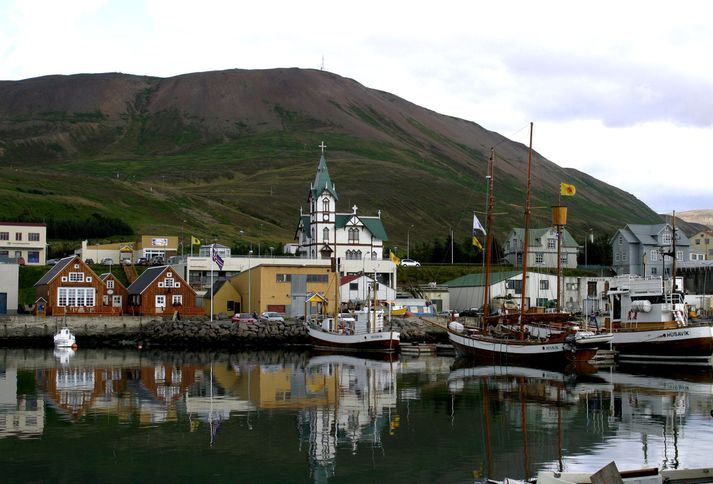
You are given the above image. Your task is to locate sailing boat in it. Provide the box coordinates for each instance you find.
[306,260,400,352]
[447,123,603,366]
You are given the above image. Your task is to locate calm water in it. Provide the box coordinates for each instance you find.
[2,348,713,483]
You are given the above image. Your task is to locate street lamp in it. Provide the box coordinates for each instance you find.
[248,249,253,314]
[407,224,414,259]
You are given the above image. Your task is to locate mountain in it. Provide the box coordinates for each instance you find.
[0,68,662,249]
[676,210,713,232]
[660,214,710,237]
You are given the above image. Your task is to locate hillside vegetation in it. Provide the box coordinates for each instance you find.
[0,68,662,251]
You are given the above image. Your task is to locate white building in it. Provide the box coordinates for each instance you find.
[0,262,19,314]
[340,273,395,306]
[0,222,47,265]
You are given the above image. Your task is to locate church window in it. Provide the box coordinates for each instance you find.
[356,250,362,259]
[348,228,359,244]
[322,198,330,212]
[323,227,329,242]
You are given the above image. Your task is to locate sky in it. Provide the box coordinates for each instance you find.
[1,0,712,213]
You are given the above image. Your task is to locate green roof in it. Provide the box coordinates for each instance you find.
[310,154,338,200]
[336,214,389,241]
[445,271,521,288]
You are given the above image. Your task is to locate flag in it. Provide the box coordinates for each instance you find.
[472,235,483,252]
[560,182,576,196]
[211,245,224,270]
[472,214,486,236]
[191,236,201,246]
[389,250,400,265]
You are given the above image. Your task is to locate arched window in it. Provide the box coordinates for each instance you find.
[348,228,359,244]
[323,227,329,242]
[355,250,362,260]
[322,198,330,212]
[371,251,377,260]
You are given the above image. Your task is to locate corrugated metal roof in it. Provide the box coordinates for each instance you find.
[127,266,166,295]
[444,271,521,288]
[35,256,76,286]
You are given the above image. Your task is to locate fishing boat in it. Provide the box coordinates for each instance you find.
[447,124,602,366]
[53,327,76,348]
[606,273,713,365]
[306,265,400,353]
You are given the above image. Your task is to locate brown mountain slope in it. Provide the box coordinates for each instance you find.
[0,68,662,244]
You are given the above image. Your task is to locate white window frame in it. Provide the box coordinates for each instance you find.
[155,295,166,308]
[112,295,122,307]
[164,278,174,287]
[68,272,85,282]
[29,232,40,241]
[539,280,549,290]
[57,287,95,307]
[535,253,544,264]
[172,295,183,306]
[107,280,114,289]
[547,239,556,250]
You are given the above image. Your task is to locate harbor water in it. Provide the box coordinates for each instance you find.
[2,348,713,482]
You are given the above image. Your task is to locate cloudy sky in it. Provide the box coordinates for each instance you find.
[2,0,711,213]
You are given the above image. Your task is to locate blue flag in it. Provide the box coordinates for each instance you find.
[212,246,224,270]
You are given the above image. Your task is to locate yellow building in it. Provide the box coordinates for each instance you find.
[229,263,336,316]
[203,279,242,316]
[690,231,713,260]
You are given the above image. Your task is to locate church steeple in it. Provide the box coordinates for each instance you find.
[310,143,339,201]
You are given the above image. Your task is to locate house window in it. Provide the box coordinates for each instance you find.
[0,250,8,257]
[323,227,329,242]
[307,274,328,283]
[15,233,22,241]
[112,295,122,306]
[540,280,549,290]
[622,253,627,262]
[172,295,183,306]
[156,295,166,308]
[14,251,21,258]
[535,253,543,264]
[650,250,659,262]
[506,279,522,294]
[0,232,8,240]
[536,298,549,307]
[547,238,556,249]
[29,233,40,241]
[618,235,623,245]
[615,253,620,262]
[164,278,174,287]
[696,240,701,245]
[676,250,682,260]
[28,251,39,263]
[276,274,292,283]
[349,228,359,244]
[560,255,567,264]
[57,287,95,307]
[566,282,579,290]
[349,282,358,290]
[661,233,672,245]
[107,280,115,289]
[322,198,330,212]
[651,267,657,275]
[68,272,85,282]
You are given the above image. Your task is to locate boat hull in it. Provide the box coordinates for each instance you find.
[448,330,595,367]
[307,326,400,353]
[612,324,713,365]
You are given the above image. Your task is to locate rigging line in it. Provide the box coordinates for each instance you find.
[493,123,531,149]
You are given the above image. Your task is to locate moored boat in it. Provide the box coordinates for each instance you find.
[606,274,713,365]
[53,327,76,348]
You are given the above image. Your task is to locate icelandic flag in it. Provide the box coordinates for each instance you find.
[211,245,224,270]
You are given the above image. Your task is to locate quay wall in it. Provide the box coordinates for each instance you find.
[0,315,448,348]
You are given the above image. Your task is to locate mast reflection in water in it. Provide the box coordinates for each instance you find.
[2,348,713,482]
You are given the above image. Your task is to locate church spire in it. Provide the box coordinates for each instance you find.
[310,142,339,200]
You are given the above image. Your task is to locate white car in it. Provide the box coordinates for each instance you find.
[400,258,421,267]
[260,311,285,323]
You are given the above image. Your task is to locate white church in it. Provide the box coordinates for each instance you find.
[294,144,395,283]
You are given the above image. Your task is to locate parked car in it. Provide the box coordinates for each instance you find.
[136,257,149,266]
[460,308,484,317]
[231,313,257,324]
[85,258,94,265]
[260,311,285,323]
[149,256,164,266]
[46,258,60,265]
[100,258,113,265]
[120,258,132,265]
[400,258,421,267]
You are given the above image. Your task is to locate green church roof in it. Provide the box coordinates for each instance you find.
[311,154,338,200]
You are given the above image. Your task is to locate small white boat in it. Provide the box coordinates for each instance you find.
[53,327,76,348]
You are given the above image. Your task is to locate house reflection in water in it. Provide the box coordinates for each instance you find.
[0,368,45,439]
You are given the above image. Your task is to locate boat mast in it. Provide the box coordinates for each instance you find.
[671,210,677,293]
[518,122,534,336]
[483,148,495,321]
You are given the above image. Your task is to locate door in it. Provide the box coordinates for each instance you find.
[155,295,166,312]
[0,293,6,314]
[112,295,122,307]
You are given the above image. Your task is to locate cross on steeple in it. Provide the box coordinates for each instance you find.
[319,141,327,154]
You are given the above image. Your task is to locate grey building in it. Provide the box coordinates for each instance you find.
[503,227,580,269]
[610,223,690,276]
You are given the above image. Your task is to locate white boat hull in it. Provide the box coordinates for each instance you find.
[307,326,400,353]
[612,324,713,365]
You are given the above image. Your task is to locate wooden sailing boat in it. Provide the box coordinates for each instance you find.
[306,257,400,352]
[447,123,602,366]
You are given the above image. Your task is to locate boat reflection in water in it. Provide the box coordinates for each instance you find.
[297,354,399,482]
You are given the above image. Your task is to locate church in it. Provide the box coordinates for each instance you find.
[295,144,389,272]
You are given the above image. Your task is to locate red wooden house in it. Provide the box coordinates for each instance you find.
[99,272,129,315]
[35,256,116,316]
[127,265,201,316]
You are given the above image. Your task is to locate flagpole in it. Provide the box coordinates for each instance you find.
[210,243,214,322]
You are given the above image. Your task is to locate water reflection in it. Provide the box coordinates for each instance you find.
[1,348,713,482]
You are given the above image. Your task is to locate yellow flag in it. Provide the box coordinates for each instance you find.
[560,182,576,196]
[389,250,400,265]
[472,235,483,252]
[191,236,201,245]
